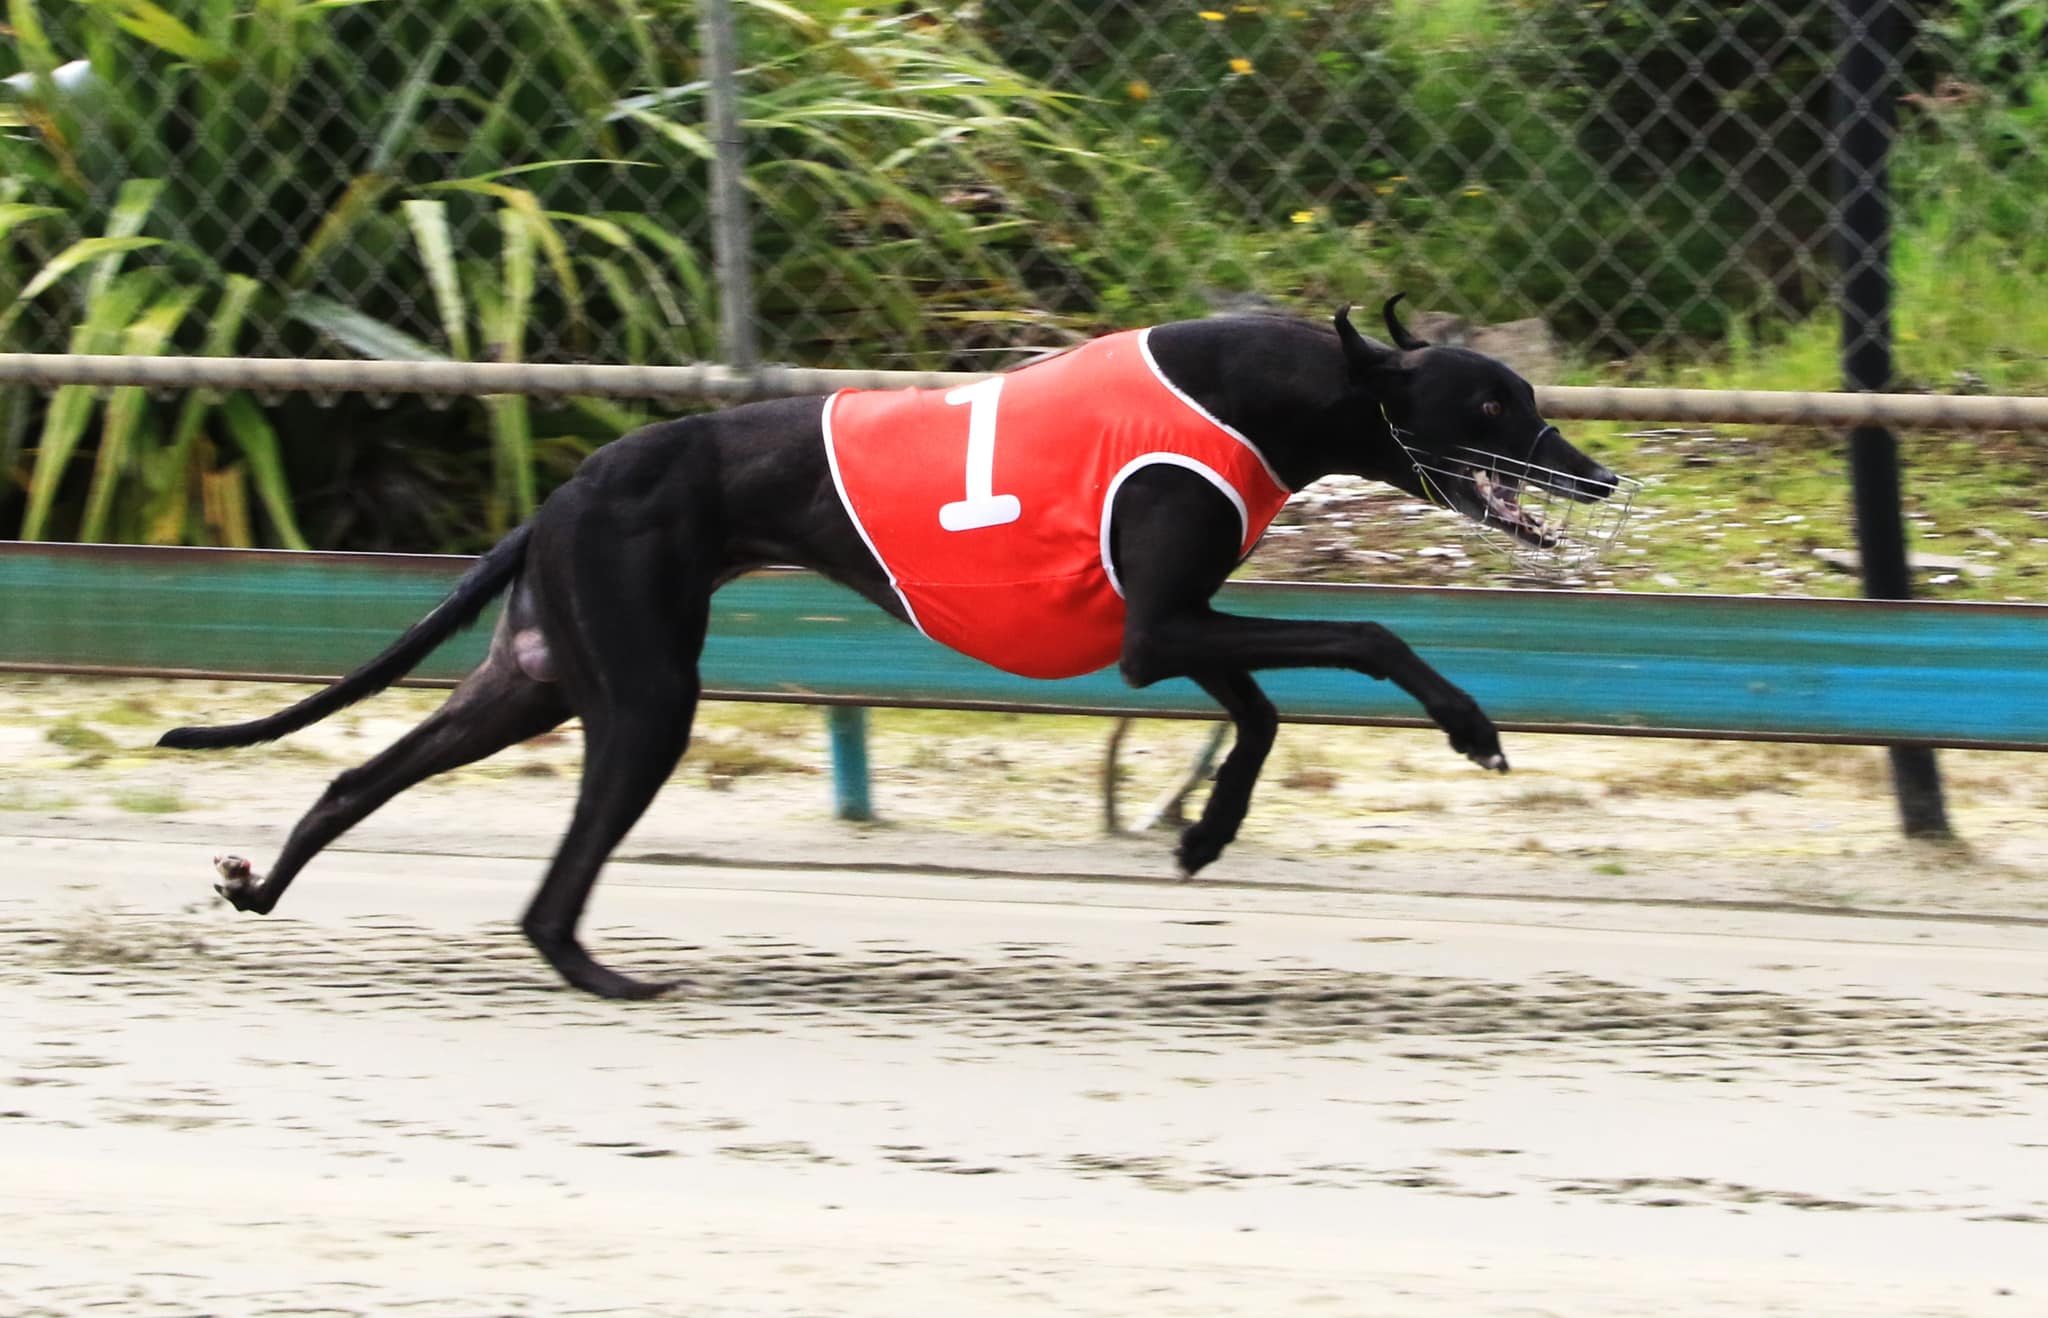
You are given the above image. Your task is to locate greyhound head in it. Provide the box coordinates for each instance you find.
[1337,296,1625,554]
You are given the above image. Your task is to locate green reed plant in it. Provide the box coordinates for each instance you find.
[6,0,2048,558]
[0,0,1158,547]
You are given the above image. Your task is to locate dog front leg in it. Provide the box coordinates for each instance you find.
[1173,670,1278,878]
[1120,608,1509,773]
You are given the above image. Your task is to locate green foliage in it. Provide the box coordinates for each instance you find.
[45,715,114,750]
[1895,0,2048,302]
[0,0,1146,547]
[2,0,2047,557]
[977,0,1842,349]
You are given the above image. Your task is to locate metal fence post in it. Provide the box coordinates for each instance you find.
[826,706,874,822]
[701,0,872,816]
[1835,0,1950,838]
[699,0,758,372]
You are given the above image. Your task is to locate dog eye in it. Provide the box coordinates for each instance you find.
[1481,400,1502,418]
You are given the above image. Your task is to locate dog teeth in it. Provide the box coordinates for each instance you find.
[1475,469,1548,534]
[1475,470,1518,520]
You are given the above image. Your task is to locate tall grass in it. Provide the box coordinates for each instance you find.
[0,0,1146,547]
[4,0,2047,556]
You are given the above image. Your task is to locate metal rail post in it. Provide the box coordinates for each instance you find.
[699,0,758,372]
[701,1,871,817]
[1835,0,1949,837]
[827,706,874,822]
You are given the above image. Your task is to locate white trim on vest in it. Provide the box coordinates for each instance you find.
[1136,326,1290,494]
[820,392,929,637]
[1099,453,1250,601]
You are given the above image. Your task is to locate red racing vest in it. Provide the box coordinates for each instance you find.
[823,328,1293,679]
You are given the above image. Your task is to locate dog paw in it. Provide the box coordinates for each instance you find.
[1431,692,1506,770]
[1175,823,1227,878]
[213,854,266,912]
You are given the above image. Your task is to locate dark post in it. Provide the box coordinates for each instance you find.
[1835,0,1950,836]
[702,1,876,816]
[699,0,758,371]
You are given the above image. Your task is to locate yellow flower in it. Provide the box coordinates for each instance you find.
[1229,56,1254,75]
[1291,209,1317,224]
[1462,186,1486,197]
[1199,9,1226,19]
[1127,79,1151,101]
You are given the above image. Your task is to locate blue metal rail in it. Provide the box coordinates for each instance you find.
[3,542,2045,753]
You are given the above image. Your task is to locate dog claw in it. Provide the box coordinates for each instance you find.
[1471,752,1510,773]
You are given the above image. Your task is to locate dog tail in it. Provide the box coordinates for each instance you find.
[158,524,534,751]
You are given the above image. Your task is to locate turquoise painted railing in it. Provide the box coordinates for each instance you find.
[3,542,2046,755]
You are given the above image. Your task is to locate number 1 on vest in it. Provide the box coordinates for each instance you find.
[938,377,1022,532]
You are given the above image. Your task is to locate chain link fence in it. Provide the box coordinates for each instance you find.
[6,1,2045,369]
[3,1,2047,564]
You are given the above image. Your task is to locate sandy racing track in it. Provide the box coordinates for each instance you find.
[5,677,2048,1313]
[6,835,2048,1315]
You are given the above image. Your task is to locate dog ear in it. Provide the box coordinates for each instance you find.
[1335,305,1416,415]
[1334,304,1396,374]
[1381,293,1431,350]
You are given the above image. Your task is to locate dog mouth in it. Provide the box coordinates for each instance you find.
[1427,450,1640,558]
[1469,466,1555,546]
[1389,420,1639,572]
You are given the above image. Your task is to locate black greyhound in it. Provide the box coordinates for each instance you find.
[161,298,1621,999]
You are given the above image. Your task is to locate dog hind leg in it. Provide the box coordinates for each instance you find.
[518,675,699,1000]
[213,656,569,915]
[515,505,712,999]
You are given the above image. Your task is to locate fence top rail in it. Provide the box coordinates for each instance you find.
[5,352,2048,431]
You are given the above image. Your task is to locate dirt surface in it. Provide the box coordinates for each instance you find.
[4,674,2048,1313]
[10,673,2048,921]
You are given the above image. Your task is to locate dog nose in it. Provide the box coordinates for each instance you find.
[1552,457,1619,503]
[1574,463,1620,501]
